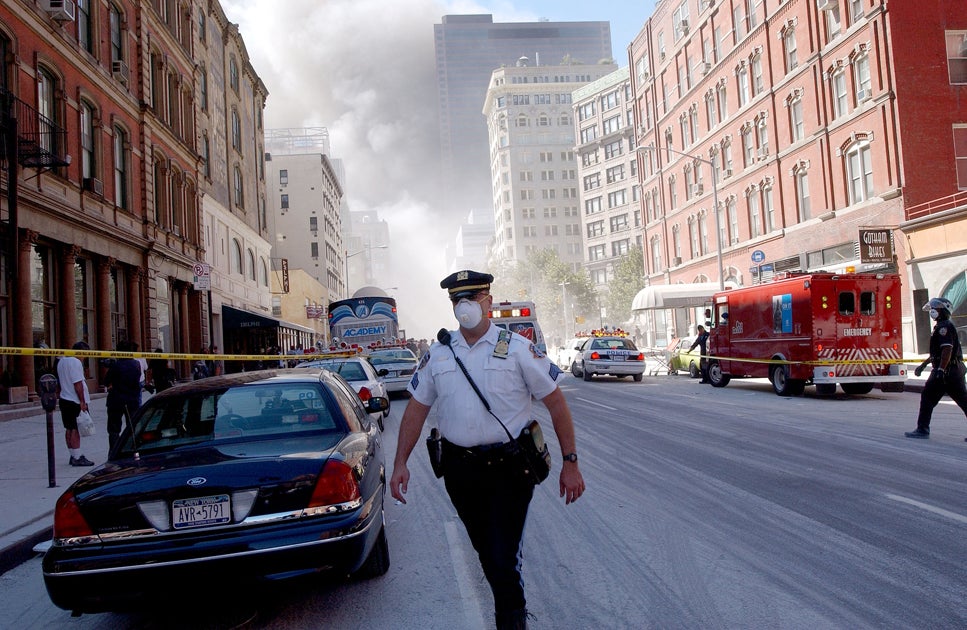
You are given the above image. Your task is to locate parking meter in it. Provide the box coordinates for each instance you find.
[39,373,58,411]
[39,373,58,487]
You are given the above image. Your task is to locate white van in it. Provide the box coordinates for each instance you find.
[489,300,547,354]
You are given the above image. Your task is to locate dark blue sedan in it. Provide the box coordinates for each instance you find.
[42,369,390,614]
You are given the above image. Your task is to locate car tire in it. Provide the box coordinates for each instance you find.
[353,524,390,579]
[571,362,581,378]
[688,362,700,379]
[633,373,643,382]
[582,366,593,381]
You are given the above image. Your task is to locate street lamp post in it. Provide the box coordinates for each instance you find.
[344,244,389,298]
[637,145,725,290]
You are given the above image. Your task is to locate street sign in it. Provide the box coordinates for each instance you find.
[193,263,211,291]
[751,250,766,263]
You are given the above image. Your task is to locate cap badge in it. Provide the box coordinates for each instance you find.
[457,271,468,281]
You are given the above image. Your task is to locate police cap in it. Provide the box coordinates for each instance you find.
[922,297,953,312]
[440,269,494,300]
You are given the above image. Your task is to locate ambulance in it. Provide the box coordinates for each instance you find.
[489,300,547,354]
[707,272,907,396]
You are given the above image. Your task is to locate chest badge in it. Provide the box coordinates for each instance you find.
[493,329,511,359]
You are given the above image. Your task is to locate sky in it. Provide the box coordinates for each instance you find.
[220,0,656,339]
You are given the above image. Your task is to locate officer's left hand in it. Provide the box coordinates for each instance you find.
[559,464,585,505]
[934,368,945,382]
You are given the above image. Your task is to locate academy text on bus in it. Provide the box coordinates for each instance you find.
[328,295,400,347]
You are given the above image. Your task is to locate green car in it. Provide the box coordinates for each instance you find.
[669,336,703,378]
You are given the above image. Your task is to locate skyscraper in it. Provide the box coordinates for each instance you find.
[434,14,612,224]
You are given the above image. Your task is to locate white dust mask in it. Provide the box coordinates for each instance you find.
[454,299,483,329]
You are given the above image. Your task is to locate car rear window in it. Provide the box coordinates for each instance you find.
[591,339,637,351]
[119,383,339,454]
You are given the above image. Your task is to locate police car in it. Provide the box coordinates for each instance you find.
[571,332,646,382]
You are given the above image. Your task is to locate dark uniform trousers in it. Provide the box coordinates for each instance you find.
[916,363,967,432]
[442,439,535,618]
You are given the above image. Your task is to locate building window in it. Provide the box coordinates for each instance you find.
[784,29,798,73]
[796,170,810,221]
[849,0,864,25]
[717,84,728,121]
[688,219,699,258]
[259,258,268,286]
[37,67,60,157]
[672,225,682,259]
[742,128,754,167]
[281,194,289,209]
[748,189,761,237]
[846,141,874,204]
[706,92,718,128]
[955,126,967,189]
[309,216,318,231]
[832,70,848,118]
[199,65,208,110]
[279,169,288,186]
[737,65,750,106]
[310,242,319,258]
[763,185,776,232]
[201,134,210,178]
[757,119,769,157]
[791,98,804,141]
[77,0,93,54]
[727,198,739,245]
[80,101,97,180]
[113,126,128,209]
[946,32,967,84]
[852,55,871,106]
[233,166,243,206]
[751,55,764,95]
[229,55,239,92]
[247,249,256,281]
[109,4,124,63]
[231,110,241,150]
[824,3,842,41]
[231,239,242,274]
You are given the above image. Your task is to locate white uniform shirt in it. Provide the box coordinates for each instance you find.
[56,356,91,405]
[408,323,563,447]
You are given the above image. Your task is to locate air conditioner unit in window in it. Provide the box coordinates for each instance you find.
[857,88,870,102]
[672,256,683,266]
[692,184,705,196]
[112,60,129,85]
[660,50,667,62]
[703,62,712,75]
[679,19,689,34]
[816,0,835,11]
[725,167,734,177]
[82,177,103,196]
[758,148,769,160]
[43,0,75,22]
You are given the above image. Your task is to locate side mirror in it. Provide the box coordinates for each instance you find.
[39,373,59,412]
[366,397,389,414]
[376,368,389,377]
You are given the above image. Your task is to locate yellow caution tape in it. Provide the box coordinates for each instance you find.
[0,346,356,363]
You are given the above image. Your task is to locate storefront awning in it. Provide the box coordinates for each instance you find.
[631,282,736,310]
[221,305,316,334]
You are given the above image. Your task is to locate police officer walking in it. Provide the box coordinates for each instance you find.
[390,270,585,630]
[905,297,967,439]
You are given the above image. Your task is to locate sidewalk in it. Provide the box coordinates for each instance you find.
[0,368,932,577]
[0,395,110,575]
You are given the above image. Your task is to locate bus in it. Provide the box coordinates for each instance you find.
[328,293,401,348]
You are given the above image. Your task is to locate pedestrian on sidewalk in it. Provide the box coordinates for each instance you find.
[905,297,967,440]
[56,341,95,467]
[104,340,143,450]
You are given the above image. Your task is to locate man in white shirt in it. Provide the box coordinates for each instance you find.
[56,341,95,467]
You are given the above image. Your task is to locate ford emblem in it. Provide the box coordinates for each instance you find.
[187,477,207,487]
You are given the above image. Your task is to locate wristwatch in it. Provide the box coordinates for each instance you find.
[562,452,578,463]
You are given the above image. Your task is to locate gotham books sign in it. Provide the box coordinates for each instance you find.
[858,229,893,264]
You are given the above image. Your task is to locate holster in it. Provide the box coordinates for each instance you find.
[425,427,444,478]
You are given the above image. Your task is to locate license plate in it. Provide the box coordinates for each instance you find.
[386,370,398,377]
[172,494,231,529]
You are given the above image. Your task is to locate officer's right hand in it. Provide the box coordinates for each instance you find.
[914,366,923,377]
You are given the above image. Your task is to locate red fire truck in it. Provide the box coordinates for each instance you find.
[707,272,908,396]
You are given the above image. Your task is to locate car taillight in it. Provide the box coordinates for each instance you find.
[635,353,644,361]
[53,490,94,539]
[308,459,361,508]
[590,351,601,360]
[357,386,372,402]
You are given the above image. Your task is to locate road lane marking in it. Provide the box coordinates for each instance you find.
[886,494,967,525]
[574,397,618,411]
[445,519,489,628]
